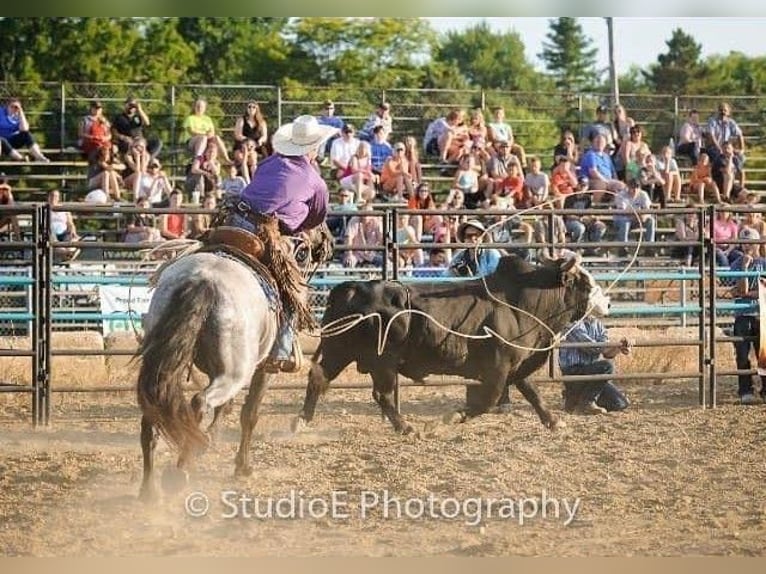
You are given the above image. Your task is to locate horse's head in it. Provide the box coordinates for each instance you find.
[295,223,335,269]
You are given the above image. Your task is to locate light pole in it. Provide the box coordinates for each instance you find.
[606,17,619,106]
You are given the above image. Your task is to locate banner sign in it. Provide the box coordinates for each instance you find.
[98,285,153,335]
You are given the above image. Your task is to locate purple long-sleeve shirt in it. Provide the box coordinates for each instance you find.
[240,154,329,234]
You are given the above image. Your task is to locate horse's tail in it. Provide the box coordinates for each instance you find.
[136,279,215,452]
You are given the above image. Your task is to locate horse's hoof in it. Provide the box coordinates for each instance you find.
[161,466,189,494]
[290,416,307,434]
[234,464,253,478]
[400,423,415,436]
[138,483,158,503]
[442,411,467,425]
[547,417,567,431]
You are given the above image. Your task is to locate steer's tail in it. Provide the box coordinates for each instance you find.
[136,280,214,452]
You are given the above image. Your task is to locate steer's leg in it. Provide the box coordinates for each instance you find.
[464,379,506,418]
[371,367,413,434]
[515,378,561,430]
[296,345,352,428]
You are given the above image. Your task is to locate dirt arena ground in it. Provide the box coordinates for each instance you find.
[1,331,765,557]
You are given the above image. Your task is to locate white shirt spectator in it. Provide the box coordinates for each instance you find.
[330,135,360,172]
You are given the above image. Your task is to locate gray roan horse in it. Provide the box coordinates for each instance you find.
[136,225,332,501]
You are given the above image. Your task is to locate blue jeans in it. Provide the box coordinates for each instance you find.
[733,315,766,397]
[562,360,630,411]
[614,216,655,244]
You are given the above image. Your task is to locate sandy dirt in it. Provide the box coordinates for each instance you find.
[1,363,765,557]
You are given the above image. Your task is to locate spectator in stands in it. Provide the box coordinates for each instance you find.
[403,136,422,186]
[467,108,488,145]
[423,111,455,157]
[712,140,745,202]
[452,154,480,204]
[739,198,766,258]
[639,153,667,208]
[359,101,393,142]
[379,142,413,201]
[326,188,358,239]
[712,207,741,268]
[656,145,683,204]
[130,158,172,206]
[47,189,81,260]
[186,138,222,201]
[220,163,248,197]
[611,104,635,152]
[437,109,470,164]
[0,97,49,162]
[343,201,384,268]
[487,106,526,167]
[617,124,651,182]
[369,125,393,175]
[0,174,20,239]
[339,140,376,204]
[552,129,579,170]
[550,156,578,206]
[395,211,423,267]
[580,104,617,153]
[188,193,217,239]
[533,200,567,259]
[112,96,161,159]
[485,140,522,201]
[559,316,631,415]
[159,189,188,240]
[497,162,525,209]
[704,101,745,166]
[523,156,550,208]
[317,99,344,159]
[580,133,624,203]
[330,124,360,181]
[488,209,533,261]
[122,136,152,186]
[182,97,231,163]
[470,139,492,195]
[233,100,269,159]
[231,138,258,184]
[671,202,703,266]
[612,178,655,256]
[447,220,502,278]
[124,196,162,244]
[730,226,766,405]
[689,152,721,204]
[563,177,607,256]
[79,100,112,163]
[409,181,442,243]
[676,109,703,165]
[87,145,126,201]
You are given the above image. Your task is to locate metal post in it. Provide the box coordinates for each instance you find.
[59,83,66,153]
[389,207,400,414]
[706,204,716,408]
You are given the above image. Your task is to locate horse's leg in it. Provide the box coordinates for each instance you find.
[234,369,269,477]
[207,399,235,443]
[371,366,413,435]
[139,414,159,501]
[294,346,351,429]
[515,378,562,430]
[171,393,208,485]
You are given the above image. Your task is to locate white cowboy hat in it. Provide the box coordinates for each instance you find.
[272,114,338,156]
[457,220,487,242]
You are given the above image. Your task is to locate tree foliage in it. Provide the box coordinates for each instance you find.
[539,17,599,92]
[642,28,703,94]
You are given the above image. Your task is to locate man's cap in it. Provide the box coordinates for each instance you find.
[323,99,334,108]
[739,227,761,241]
[597,104,608,113]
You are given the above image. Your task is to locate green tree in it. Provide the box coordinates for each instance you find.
[643,28,703,94]
[538,17,599,92]
[434,21,544,91]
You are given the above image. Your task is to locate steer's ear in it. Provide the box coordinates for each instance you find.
[559,256,579,286]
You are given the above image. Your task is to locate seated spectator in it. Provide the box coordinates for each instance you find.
[317,100,344,159]
[488,210,533,261]
[612,178,656,255]
[188,194,217,239]
[0,97,49,162]
[712,207,741,269]
[452,154,480,202]
[676,109,703,165]
[580,133,625,203]
[447,220,502,277]
[550,156,578,206]
[124,196,163,244]
[159,189,188,240]
[487,106,526,166]
[87,146,126,201]
[233,100,269,158]
[470,139,492,195]
[552,129,579,170]
[656,145,683,204]
[437,110,470,164]
[423,111,455,157]
[523,156,550,208]
[559,316,631,415]
[689,152,721,204]
[497,162,525,209]
[563,178,607,256]
[340,140,376,204]
[359,101,393,142]
[231,138,258,183]
[112,96,161,159]
[403,136,422,186]
[343,202,384,268]
[130,158,172,206]
[379,142,413,201]
[48,189,80,260]
[466,107,488,145]
[617,124,651,181]
[79,100,112,163]
[485,140,522,200]
[704,101,745,167]
[220,163,248,197]
[712,140,745,202]
[122,136,152,184]
[533,201,567,259]
[329,124,360,180]
[671,203,703,266]
[580,104,618,153]
[327,188,358,239]
[611,104,636,152]
[182,97,231,162]
[409,181,443,242]
[739,196,766,258]
[369,125,393,175]
[639,153,667,208]
[185,138,222,201]
[395,211,423,267]
[0,174,20,239]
